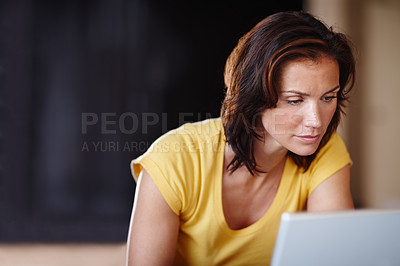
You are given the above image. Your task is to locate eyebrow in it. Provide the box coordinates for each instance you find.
[282,85,340,96]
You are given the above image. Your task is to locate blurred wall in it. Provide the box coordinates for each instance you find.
[305,0,400,208]
[0,0,302,242]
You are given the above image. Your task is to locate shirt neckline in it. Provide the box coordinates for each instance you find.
[213,136,291,236]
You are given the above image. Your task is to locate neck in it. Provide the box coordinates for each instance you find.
[252,132,287,175]
[224,134,287,180]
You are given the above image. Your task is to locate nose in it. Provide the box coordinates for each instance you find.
[304,102,322,129]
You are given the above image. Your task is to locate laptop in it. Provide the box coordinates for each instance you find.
[270,209,400,266]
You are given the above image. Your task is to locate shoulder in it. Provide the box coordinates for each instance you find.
[311,132,351,171]
[151,117,223,152]
[130,118,224,213]
[315,132,349,160]
[131,117,224,171]
[154,117,223,158]
[306,132,352,193]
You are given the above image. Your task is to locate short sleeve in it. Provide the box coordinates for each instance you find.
[131,154,182,215]
[307,133,352,194]
[130,125,200,216]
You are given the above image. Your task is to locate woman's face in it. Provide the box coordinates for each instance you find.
[261,56,339,156]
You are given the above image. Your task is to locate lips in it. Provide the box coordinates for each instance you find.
[295,135,321,144]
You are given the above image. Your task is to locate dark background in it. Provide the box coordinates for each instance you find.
[0,0,301,242]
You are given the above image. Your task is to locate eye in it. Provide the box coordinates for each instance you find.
[287,99,303,105]
[322,96,337,102]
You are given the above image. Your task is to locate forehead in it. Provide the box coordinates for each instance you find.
[281,56,338,73]
[278,57,340,92]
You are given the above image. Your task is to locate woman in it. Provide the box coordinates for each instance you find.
[126,10,356,265]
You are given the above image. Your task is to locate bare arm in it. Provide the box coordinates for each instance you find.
[126,168,180,266]
[307,164,354,212]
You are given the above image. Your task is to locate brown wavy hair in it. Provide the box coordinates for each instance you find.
[221,11,356,174]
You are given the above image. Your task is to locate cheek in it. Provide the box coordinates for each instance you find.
[262,110,298,134]
[324,103,338,123]
[289,112,304,125]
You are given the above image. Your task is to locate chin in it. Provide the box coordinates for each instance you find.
[289,145,319,157]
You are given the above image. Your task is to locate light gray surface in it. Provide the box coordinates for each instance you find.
[271,209,400,266]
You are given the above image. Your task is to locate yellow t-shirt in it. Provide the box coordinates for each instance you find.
[131,118,352,265]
